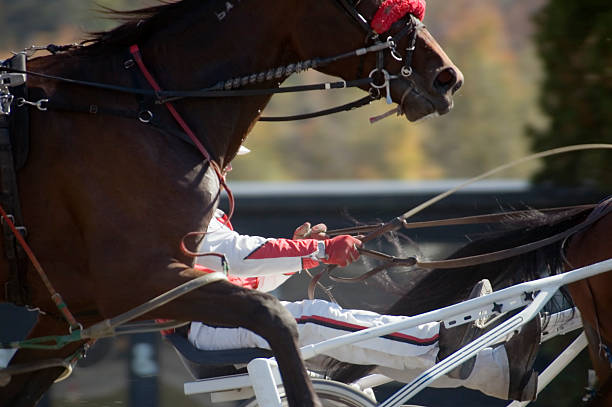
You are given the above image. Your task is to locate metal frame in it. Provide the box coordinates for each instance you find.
[181,258,612,406]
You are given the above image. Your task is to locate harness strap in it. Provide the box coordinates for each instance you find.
[308,199,612,298]
[334,0,374,35]
[25,92,212,152]
[1,56,83,331]
[6,53,29,170]
[0,115,28,306]
[0,54,30,306]
[129,46,212,163]
[128,45,235,222]
[326,204,598,236]
[0,203,80,330]
[259,94,376,122]
[336,198,612,282]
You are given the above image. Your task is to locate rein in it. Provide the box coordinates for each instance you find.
[326,205,598,236]
[307,144,612,299]
[4,65,377,102]
[309,201,612,295]
[0,203,81,331]
[349,202,608,270]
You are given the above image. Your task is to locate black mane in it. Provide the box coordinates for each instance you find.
[78,0,205,52]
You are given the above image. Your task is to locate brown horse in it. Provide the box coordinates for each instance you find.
[0,1,462,406]
[325,201,612,405]
[564,208,612,406]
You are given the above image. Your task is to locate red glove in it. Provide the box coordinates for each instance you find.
[321,235,362,267]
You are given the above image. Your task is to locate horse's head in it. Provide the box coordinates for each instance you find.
[292,0,463,121]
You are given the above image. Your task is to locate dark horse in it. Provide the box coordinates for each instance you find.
[327,200,612,405]
[0,1,462,405]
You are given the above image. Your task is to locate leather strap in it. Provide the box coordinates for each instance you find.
[259,94,375,121]
[326,205,598,236]
[0,114,28,306]
[334,0,374,35]
[309,200,612,295]
[128,45,235,222]
[7,53,29,170]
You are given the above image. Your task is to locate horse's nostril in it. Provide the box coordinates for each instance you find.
[434,67,457,93]
[452,79,463,94]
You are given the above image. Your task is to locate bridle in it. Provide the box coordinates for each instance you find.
[214,0,422,117]
[335,0,420,78]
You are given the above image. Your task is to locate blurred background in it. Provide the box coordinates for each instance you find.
[1,0,611,406]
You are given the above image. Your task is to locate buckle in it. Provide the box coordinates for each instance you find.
[1,214,27,238]
[1,213,15,226]
[0,71,26,88]
[0,90,13,115]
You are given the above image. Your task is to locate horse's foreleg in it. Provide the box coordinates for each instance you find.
[582,322,612,387]
[585,375,612,407]
[0,314,86,407]
[153,278,321,407]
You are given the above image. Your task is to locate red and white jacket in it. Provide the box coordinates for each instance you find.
[196,210,323,292]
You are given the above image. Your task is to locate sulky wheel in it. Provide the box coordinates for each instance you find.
[241,378,378,407]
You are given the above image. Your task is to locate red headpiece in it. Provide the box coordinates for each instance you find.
[371,0,426,34]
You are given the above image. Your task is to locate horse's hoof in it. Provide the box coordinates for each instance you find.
[510,370,538,401]
[437,279,493,379]
[506,316,541,401]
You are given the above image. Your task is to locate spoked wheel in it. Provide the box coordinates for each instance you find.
[240,378,377,407]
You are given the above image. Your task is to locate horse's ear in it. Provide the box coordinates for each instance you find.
[356,0,381,21]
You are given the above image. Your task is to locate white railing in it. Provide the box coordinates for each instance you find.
[186,258,612,406]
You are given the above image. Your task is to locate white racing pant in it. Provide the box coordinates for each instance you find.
[189,299,510,399]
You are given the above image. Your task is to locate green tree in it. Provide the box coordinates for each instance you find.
[529,0,612,190]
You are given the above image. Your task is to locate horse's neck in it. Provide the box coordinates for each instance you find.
[137,1,300,163]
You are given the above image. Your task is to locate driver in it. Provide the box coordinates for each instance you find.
[184,147,541,402]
